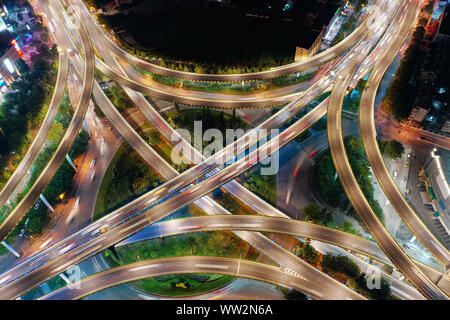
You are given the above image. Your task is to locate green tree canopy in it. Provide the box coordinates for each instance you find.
[321,253,360,279]
[295,243,318,265]
[48,122,64,144]
[378,139,404,159]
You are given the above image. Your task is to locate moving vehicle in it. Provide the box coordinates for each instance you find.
[65,197,80,225]
[153,187,167,196]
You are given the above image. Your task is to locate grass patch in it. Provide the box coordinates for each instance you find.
[212,189,259,216]
[241,167,277,206]
[116,230,259,297]
[94,143,163,221]
[133,274,234,297]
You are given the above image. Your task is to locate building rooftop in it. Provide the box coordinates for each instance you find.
[409,106,429,123]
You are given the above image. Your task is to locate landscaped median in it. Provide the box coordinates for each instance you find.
[140,68,316,95]
[105,229,259,297]
[294,242,395,299]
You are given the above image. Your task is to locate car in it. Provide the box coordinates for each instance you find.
[406,189,411,195]
[393,171,398,178]
[404,161,409,168]
[99,227,108,234]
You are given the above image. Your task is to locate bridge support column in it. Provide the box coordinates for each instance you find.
[59,273,71,284]
[1,241,20,258]
[39,194,54,212]
[65,154,77,172]
[82,120,91,137]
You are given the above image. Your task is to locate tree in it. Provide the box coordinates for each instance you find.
[48,122,64,143]
[212,188,224,200]
[378,139,404,159]
[147,130,161,146]
[368,277,391,300]
[283,288,308,300]
[26,203,50,234]
[16,59,30,74]
[302,202,334,225]
[70,130,90,158]
[355,79,367,93]
[321,253,360,279]
[381,25,426,121]
[337,221,360,236]
[132,177,148,194]
[352,274,391,299]
[295,243,318,264]
[302,202,321,221]
[40,31,49,43]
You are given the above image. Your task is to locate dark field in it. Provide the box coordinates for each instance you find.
[102,1,312,66]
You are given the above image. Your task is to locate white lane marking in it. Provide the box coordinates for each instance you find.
[195,264,229,270]
[131,264,161,272]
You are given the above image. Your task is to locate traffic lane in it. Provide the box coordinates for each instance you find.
[117,56,313,100]
[401,125,450,150]
[91,81,177,180]
[111,53,293,221]
[359,0,449,270]
[41,256,337,300]
[96,57,302,109]
[118,214,446,291]
[85,37,356,230]
[326,7,448,299]
[310,240,425,300]
[360,77,450,267]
